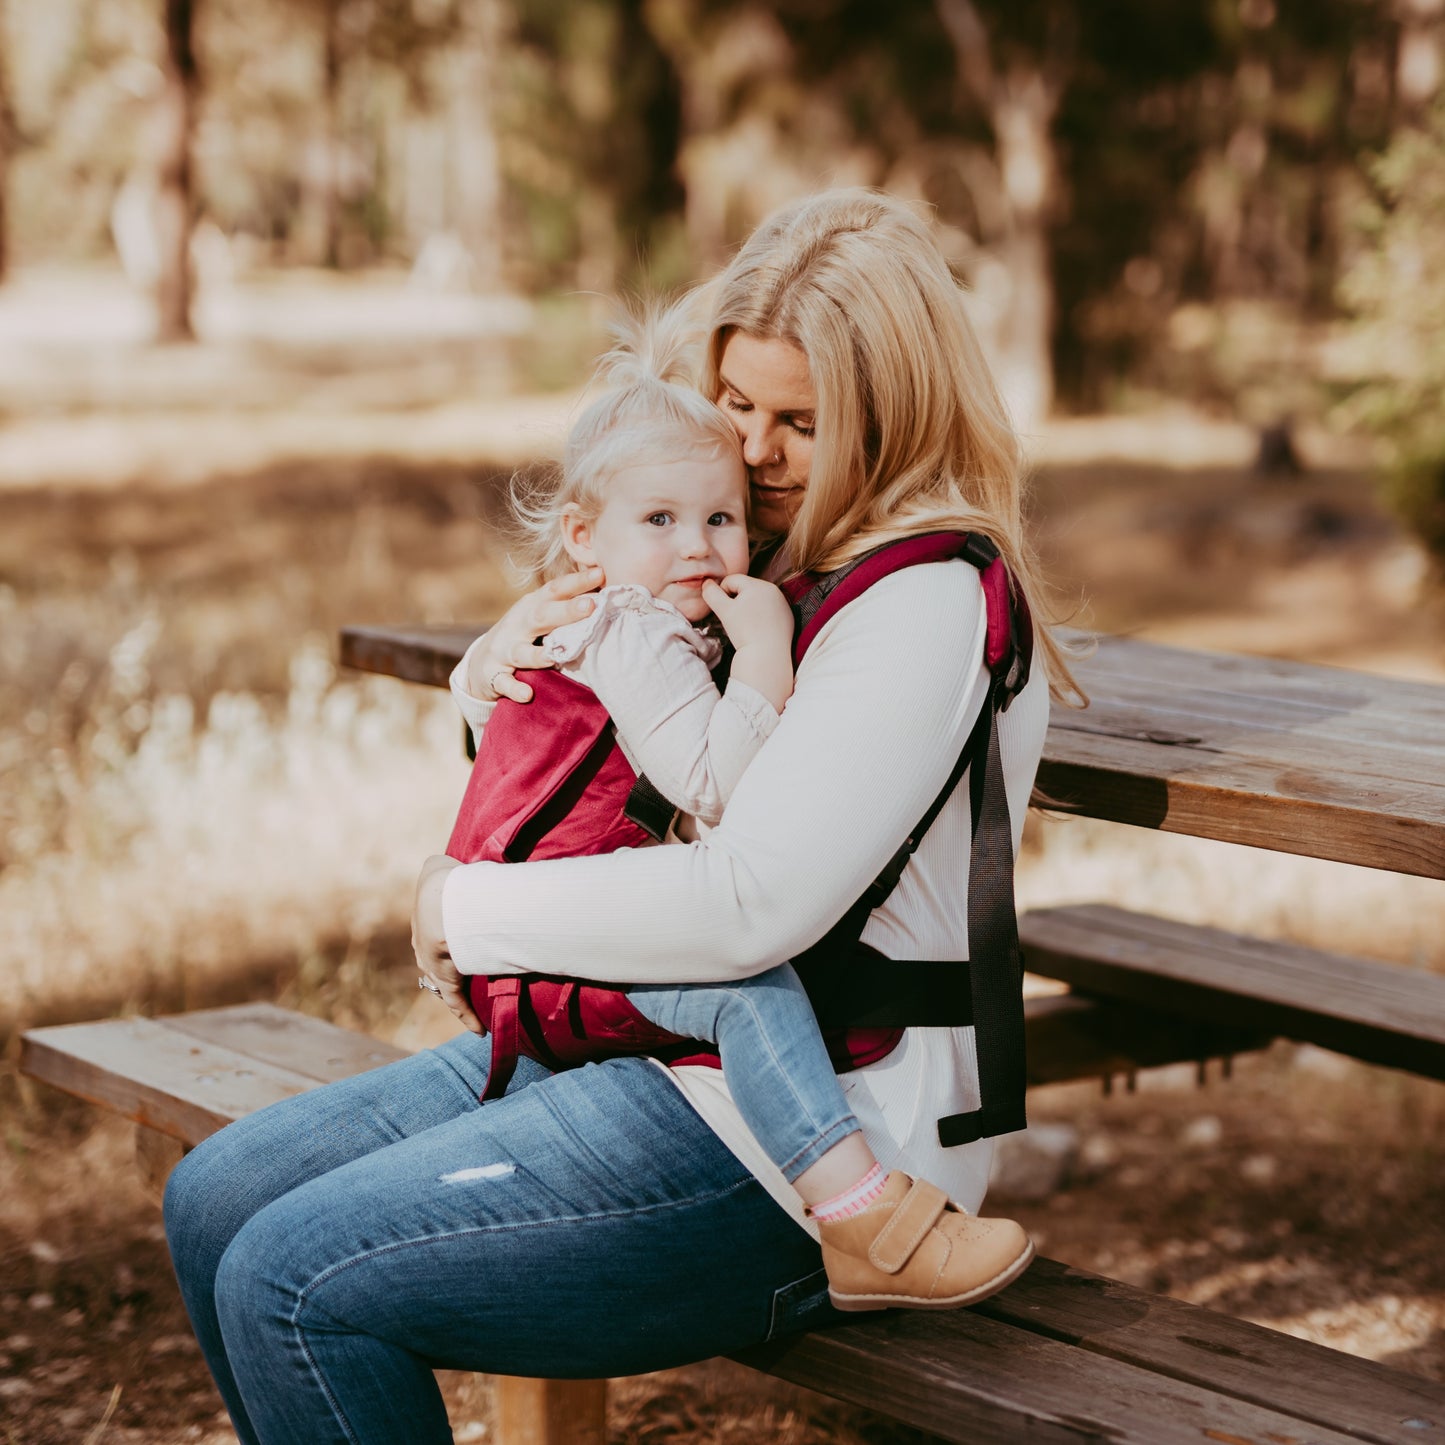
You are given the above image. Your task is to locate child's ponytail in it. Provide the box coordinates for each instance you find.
[506,295,743,587]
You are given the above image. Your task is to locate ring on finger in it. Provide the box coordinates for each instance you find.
[489,668,510,696]
[417,977,444,998]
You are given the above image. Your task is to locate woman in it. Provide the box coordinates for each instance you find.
[164,189,1074,1445]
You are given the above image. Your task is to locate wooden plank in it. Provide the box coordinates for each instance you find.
[159,1003,409,1085]
[973,1256,1445,1445]
[494,1377,607,1445]
[1020,905,1445,1080]
[19,1017,326,1146]
[340,623,1445,877]
[340,623,484,689]
[734,1294,1373,1445]
[1022,991,1268,1084]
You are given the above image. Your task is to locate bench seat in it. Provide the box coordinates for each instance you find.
[21,1003,1445,1445]
[1020,903,1445,1080]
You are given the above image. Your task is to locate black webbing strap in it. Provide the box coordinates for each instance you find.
[624,772,679,843]
[938,670,1027,1145]
[788,534,1030,1146]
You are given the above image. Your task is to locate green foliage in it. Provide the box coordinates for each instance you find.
[1338,109,1445,571]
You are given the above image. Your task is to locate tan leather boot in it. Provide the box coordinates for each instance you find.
[811,1171,1034,1312]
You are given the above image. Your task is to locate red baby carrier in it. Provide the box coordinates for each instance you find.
[447,531,1034,1146]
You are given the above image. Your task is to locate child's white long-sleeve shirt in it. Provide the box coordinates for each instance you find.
[451,582,781,830]
[444,560,1051,1230]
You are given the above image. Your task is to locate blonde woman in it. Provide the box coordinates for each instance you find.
[165,189,1074,1445]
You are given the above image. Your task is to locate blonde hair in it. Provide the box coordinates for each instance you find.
[509,298,744,584]
[701,188,1081,703]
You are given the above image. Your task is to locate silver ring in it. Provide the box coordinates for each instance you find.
[489,669,509,696]
[418,977,443,998]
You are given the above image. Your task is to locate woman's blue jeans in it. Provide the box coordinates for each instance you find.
[163,1030,841,1445]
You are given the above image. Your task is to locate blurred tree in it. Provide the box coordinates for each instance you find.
[154,0,198,340]
[285,0,464,269]
[0,30,18,283]
[1338,110,1445,571]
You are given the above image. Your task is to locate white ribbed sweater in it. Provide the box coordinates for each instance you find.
[442,560,1051,1231]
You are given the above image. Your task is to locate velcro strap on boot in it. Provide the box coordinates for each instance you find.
[868,1178,950,1273]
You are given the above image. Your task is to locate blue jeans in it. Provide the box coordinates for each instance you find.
[164,1033,842,1445]
[627,963,860,1182]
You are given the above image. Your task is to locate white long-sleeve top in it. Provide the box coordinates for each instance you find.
[444,559,1051,1231]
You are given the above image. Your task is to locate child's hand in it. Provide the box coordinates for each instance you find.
[702,574,793,651]
[702,575,795,713]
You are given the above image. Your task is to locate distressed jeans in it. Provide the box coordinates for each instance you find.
[164,1034,841,1445]
[628,961,862,1182]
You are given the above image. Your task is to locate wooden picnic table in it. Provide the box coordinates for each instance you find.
[21,621,1445,1445]
[340,622,1445,879]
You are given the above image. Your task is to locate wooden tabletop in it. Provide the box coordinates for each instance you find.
[340,623,1445,880]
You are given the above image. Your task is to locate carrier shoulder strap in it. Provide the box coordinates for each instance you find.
[786,532,1033,1146]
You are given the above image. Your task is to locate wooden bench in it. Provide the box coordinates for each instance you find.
[22,1002,1445,1445]
[22,627,1445,1442]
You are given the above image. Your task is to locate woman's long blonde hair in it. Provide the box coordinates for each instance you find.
[509,297,743,584]
[702,188,1081,703]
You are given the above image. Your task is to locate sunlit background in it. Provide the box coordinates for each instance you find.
[1,1,1443,1439]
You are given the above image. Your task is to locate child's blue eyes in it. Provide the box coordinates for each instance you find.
[644,511,736,527]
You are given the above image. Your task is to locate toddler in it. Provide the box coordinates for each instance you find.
[444,304,1033,1312]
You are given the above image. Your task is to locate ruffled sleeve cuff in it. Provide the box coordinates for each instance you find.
[543,583,723,669]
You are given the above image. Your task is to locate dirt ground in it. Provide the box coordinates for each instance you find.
[1,279,1443,1442]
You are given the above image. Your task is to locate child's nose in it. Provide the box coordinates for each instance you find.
[678,526,712,557]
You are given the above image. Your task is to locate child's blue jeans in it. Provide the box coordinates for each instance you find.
[626,961,861,1182]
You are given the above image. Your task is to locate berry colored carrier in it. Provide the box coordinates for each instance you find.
[447,531,1034,1147]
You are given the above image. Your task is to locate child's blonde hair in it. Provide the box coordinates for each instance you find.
[510,299,744,585]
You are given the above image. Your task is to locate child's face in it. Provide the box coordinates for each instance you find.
[562,450,750,623]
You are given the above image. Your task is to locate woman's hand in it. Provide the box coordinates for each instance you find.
[467,567,605,703]
[412,854,484,1034]
[702,574,796,713]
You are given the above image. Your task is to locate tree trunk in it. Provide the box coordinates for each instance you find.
[1397,0,1445,116]
[934,0,1062,433]
[322,0,343,269]
[452,0,506,292]
[155,0,198,342]
[992,69,1057,431]
[0,61,14,285]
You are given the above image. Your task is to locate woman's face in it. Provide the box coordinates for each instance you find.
[716,333,816,535]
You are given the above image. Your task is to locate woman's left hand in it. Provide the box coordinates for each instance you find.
[412,855,484,1034]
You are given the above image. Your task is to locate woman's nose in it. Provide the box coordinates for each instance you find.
[738,417,776,469]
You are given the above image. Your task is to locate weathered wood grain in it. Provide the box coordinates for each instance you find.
[161,1003,408,1085]
[494,1377,607,1445]
[340,623,1445,877]
[735,1299,1375,1445]
[340,623,484,689]
[1020,905,1445,1079]
[973,1257,1445,1445]
[19,1017,323,1145]
[1022,991,1268,1084]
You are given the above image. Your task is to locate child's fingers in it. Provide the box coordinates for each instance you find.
[701,579,731,609]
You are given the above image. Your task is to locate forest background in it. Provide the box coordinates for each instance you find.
[2,2,1445,1442]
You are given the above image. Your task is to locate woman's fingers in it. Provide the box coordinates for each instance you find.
[491,667,534,704]
[529,568,604,635]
